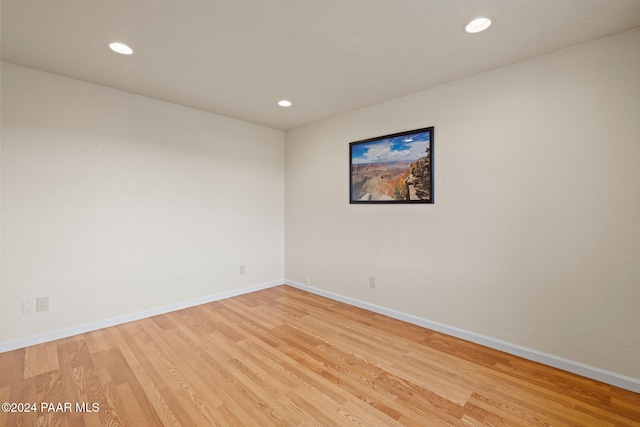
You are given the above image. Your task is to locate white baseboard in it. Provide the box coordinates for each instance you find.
[0,280,283,354]
[285,280,640,394]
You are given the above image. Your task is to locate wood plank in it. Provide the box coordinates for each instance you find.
[612,387,640,421]
[23,342,59,379]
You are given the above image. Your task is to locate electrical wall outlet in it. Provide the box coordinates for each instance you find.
[304,277,310,286]
[369,276,376,288]
[22,299,34,314]
[36,296,49,312]
[240,264,246,275]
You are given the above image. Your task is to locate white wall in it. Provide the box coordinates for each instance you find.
[285,29,640,380]
[1,62,285,344]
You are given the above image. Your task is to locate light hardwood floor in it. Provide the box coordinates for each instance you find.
[1,285,638,426]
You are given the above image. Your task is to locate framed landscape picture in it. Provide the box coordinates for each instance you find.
[350,127,433,204]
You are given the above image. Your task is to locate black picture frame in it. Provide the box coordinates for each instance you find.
[350,127,434,204]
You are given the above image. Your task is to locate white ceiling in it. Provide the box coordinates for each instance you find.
[2,1,640,130]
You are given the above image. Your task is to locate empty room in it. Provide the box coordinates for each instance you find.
[1,1,639,426]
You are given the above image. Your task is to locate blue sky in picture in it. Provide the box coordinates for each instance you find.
[351,131,431,165]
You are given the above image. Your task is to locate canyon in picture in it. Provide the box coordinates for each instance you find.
[350,129,432,203]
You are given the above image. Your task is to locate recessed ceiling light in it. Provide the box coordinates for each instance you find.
[278,100,292,107]
[465,17,492,33]
[109,42,133,55]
